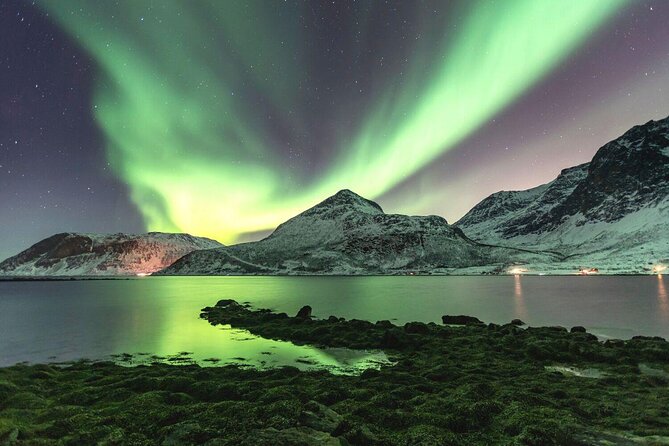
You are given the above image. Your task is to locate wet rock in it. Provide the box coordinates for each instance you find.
[253,427,345,446]
[380,329,406,349]
[639,364,669,379]
[215,299,238,307]
[510,319,525,326]
[527,326,568,334]
[340,424,379,445]
[441,315,483,325]
[360,368,380,379]
[375,320,394,328]
[0,381,18,404]
[632,335,666,342]
[0,428,19,446]
[349,319,374,330]
[296,306,313,319]
[570,326,587,333]
[162,422,205,446]
[300,401,343,433]
[574,333,599,342]
[573,428,669,446]
[404,321,429,334]
[5,392,45,410]
[499,324,522,335]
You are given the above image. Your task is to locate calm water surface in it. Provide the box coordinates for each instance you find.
[0,276,667,368]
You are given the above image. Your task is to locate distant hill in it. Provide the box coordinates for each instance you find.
[158,189,555,275]
[456,116,669,273]
[0,232,222,276]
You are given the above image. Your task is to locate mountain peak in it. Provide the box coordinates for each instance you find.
[334,188,359,198]
[162,187,536,275]
[597,114,669,160]
[307,189,384,215]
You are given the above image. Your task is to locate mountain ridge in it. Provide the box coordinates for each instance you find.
[456,115,669,273]
[0,232,222,276]
[4,115,667,276]
[158,189,555,275]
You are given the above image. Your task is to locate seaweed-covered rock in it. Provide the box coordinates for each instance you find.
[0,426,19,446]
[632,335,666,342]
[442,315,483,325]
[6,298,667,445]
[300,401,343,433]
[161,422,207,446]
[296,306,313,319]
[380,329,406,349]
[252,427,345,446]
[215,299,239,308]
[404,322,430,335]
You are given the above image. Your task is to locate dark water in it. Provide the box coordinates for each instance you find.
[0,276,667,368]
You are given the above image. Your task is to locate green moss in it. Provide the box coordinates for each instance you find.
[1,300,668,444]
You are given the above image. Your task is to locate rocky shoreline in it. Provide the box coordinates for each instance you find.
[1,300,668,445]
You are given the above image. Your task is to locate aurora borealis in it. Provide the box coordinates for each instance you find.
[2,0,669,256]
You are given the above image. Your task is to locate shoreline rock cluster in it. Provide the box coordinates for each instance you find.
[0,300,668,445]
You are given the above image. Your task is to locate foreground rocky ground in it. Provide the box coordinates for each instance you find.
[1,300,669,445]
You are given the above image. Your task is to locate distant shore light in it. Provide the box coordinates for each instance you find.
[652,264,667,275]
[509,267,528,275]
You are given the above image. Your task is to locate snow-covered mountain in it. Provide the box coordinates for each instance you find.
[8,116,665,277]
[0,232,222,276]
[159,189,556,275]
[456,116,669,273]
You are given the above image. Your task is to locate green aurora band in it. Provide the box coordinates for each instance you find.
[40,0,626,243]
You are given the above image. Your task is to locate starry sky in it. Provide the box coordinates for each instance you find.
[1,0,669,259]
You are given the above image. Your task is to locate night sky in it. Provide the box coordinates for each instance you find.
[1,0,669,259]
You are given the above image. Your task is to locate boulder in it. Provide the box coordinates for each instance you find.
[296,306,313,319]
[300,401,343,433]
[570,326,587,333]
[349,319,374,330]
[441,315,483,325]
[375,320,394,328]
[510,319,525,326]
[404,322,430,334]
[631,335,666,342]
[499,324,522,335]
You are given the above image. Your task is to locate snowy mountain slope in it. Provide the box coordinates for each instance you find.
[456,116,669,273]
[0,232,222,276]
[456,164,589,243]
[159,190,556,275]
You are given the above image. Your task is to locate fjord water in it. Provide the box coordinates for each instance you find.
[0,276,667,368]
